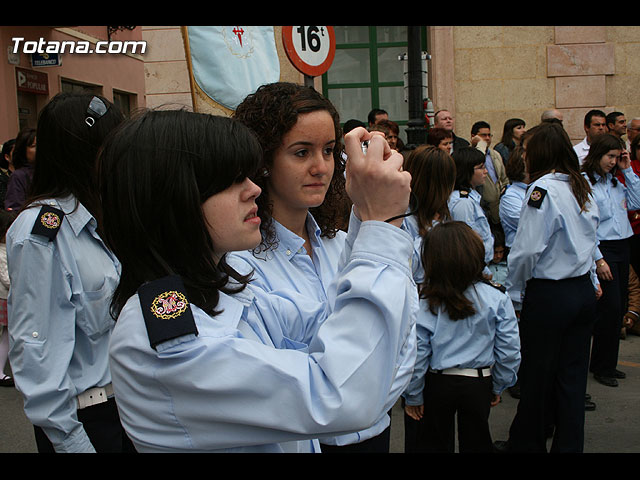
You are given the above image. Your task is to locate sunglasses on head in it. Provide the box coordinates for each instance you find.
[85,96,109,127]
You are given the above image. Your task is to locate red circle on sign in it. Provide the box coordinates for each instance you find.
[282,26,336,77]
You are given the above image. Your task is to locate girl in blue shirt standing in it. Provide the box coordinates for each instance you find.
[581,133,640,387]
[504,121,600,453]
[228,82,415,452]
[6,93,132,453]
[449,147,494,274]
[403,221,520,453]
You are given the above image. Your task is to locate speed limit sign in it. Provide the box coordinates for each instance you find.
[282,26,336,77]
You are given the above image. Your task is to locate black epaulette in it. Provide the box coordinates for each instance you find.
[482,277,506,293]
[138,275,198,350]
[527,186,547,209]
[459,190,470,198]
[31,205,65,241]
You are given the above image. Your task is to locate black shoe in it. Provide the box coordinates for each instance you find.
[594,373,618,387]
[613,369,626,379]
[0,375,14,387]
[585,399,596,411]
[493,440,510,453]
[508,384,520,399]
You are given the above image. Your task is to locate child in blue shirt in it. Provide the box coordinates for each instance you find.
[403,221,520,453]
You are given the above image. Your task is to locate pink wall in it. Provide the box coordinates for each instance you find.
[0,26,146,143]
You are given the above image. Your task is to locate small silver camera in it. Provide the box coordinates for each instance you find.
[361,140,369,154]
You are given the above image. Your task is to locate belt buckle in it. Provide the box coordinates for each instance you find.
[77,385,109,409]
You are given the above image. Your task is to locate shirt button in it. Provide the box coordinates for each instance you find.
[286,249,291,255]
[32,332,39,338]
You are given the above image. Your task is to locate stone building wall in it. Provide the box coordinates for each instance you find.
[442,26,640,144]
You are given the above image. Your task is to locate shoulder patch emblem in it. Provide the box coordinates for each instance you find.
[31,206,65,240]
[138,275,198,349]
[459,190,470,198]
[528,187,547,208]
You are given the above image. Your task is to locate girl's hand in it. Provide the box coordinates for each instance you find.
[596,259,613,282]
[404,404,423,421]
[344,127,411,227]
[619,149,631,170]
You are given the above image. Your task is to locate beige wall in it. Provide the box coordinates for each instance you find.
[431,26,640,145]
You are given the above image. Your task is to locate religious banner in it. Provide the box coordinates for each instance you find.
[182,26,280,114]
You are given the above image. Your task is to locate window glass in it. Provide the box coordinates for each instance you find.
[378,86,406,123]
[376,26,407,43]
[327,87,371,124]
[326,48,370,84]
[334,26,369,44]
[377,46,406,83]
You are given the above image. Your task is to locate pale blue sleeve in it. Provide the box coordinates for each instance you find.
[491,293,521,395]
[113,221,419,450]
[402,300,434,406]
[622,167,640,210]
[499,191,522,247]
[7,236,95,453]
[451,199,494,265]
[506,199,556,306]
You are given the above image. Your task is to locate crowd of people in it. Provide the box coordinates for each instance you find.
[0,83,638,454]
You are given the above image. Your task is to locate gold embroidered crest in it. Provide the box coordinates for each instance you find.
[151,291,189,320]
[40,212,61,229]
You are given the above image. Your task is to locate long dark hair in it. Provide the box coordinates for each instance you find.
[582,133,625,187]
[420,221,486,320]
[525,122,591,212]
[505,146,526,183]
[27,93,124,222]
[452,146,485,191]
[233,82,347,252]
[499,118,526,150]
[98,109,261,318]
[404,145,455,235]
[12,127,36,170]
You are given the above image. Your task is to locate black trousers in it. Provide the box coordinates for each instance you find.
[404,401,434,453]
[321,412,391,453]
[33,397,135,453]
[406,371,494,453]
[508,274,597,453]
[590,239,630,376]
[628,233,640,279]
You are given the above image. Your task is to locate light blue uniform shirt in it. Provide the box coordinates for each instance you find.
[227,212,417,447]
[403,281,520,405]
[506,173,600,307]
[500,182,527,248]
[448,189,494,269]
[585,168,640,248]
[6,196,120,453]
[401,214,431,284]
[109,220,418,453]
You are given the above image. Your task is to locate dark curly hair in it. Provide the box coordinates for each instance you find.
[233,82,348,253]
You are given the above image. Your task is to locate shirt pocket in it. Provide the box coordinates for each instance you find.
[75,277,116,340]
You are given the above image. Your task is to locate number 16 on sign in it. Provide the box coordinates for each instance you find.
[282,26,336,85]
